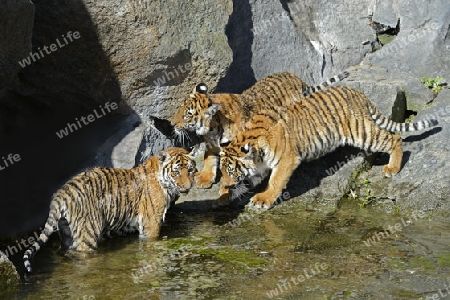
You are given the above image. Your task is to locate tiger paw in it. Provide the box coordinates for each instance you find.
[382,164,400,178]
[249,193,275,210]
[195,171,215,188]
[212,194,231,209]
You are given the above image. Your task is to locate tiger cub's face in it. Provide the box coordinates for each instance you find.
[171,83,220,137]
[158,147,198,193]
[219,142,262,189]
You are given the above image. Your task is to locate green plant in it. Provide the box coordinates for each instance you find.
[358,199,369,209]
[421,77,445,94]
[393,204,400,214]
[358,179,375,208]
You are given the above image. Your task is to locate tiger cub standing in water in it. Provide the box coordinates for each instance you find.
[171,71,349,205]
[23,147,197,273]
[219,86,438,209]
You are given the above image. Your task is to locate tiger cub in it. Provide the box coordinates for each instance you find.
[219,86,438,209]
[23,147,197,273]
[171,71,349,205]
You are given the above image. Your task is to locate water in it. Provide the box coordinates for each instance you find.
[4,196,450,299]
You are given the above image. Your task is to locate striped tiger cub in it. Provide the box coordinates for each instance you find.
[23,147,197,273]
[219,86,438,209]
[171,71,349,205]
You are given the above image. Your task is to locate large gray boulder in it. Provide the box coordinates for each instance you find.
[366,89,450,214]
[208,0,450,213]
[0,0,233,236]
[0,251,20,291]
[15,1,233,118]
[217,0,375,92]
[0,0,35,88]
[0,0,449,237]
[369,0,450,78]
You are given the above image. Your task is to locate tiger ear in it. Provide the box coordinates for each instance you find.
[241,142,254,159]
[205,103,220,117]
[157,150,171,164]
[195,83,208,94]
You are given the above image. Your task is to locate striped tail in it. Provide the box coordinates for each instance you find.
[368,103,438,132]
[302,70,350,97]
[23,208,58,273]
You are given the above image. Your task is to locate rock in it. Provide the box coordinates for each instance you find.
[372,0,399,29]
[218,0,375,92]
[339,64,435,118]
[0,0,233,236]
[1,0,449,236]
[0,0,35,88]
[0,251,20,290]
[179,0,449,215]
[366,89,450,214]
[92,114,143,168]
[14,0,233,119]
[282,147,367,213]
[368,0,450,78]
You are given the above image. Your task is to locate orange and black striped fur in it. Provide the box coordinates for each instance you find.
[23,147,197,273]
[219,86,438,209]
[171,71,349,205]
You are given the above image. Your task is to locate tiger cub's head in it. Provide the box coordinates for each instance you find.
[219,140,265,189]
[171,83,220,138]
[157,147,198,194]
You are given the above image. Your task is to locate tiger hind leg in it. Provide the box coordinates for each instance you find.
[359,126,403,177]
[382,134,403,177]
[70,219,101,252]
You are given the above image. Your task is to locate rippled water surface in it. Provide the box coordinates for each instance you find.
[4,196,450,299]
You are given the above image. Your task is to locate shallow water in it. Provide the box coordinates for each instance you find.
[4,196,450,300]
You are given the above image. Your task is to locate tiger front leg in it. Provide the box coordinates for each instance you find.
[195,146,219,188]
[249,157,299,209]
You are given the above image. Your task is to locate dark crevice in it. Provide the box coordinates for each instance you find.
[404,109,418,122]
[279,0,294,22]
[215,0,256,93]
[373,18,401,46]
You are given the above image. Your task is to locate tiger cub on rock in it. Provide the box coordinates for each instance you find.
[23,147,197,273]
[219,86,438,209]
[171,71,349,205]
